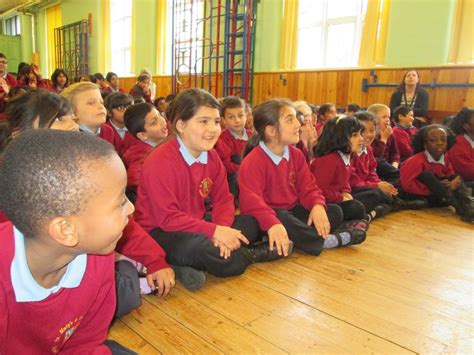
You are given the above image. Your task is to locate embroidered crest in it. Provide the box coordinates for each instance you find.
[199,177,213,197]
[289,171,296,187]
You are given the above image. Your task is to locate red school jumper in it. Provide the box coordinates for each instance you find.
[350,146,381,188]
[122,140,154,190]
[134,137,234,238]
[392,125,417,161]
[448,134,474,182]
[105,121,138,157]
[371,134,400,164]
[214,128,252,175]
[239,144,325,231]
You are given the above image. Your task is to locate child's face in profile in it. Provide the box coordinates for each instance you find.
[142,108,168,143]
[376,108,391,130]
[425,128,447,161]
[74,154,134,254]
[278,105,301,146]
[176,106,221,158]
[139,80,150,90]
[50,111,79,132]
[322,106,337,122]
[73,89,107,131]
[399,110,414,127]
[223,106,247,135]
[350,131,364,154]
[360,120,376,147]
[463,115,474,137]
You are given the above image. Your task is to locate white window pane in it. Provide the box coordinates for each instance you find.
[326,23,356,67]
[327,0,360,19]
[298,0,324,28]
[297,27,323,69]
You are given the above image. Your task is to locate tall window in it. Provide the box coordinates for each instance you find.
[297,0,367,69]
[4,15,21,36]
[110,0,132,76]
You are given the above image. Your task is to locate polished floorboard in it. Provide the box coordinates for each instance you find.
[108,208,474,354]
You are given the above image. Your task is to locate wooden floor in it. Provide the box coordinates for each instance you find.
[108,209,474,354]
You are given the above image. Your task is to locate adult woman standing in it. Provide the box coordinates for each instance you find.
[389,70,429,127]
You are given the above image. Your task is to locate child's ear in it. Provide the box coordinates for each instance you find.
[48,217,79,248]
[176,119,186,135]
[137,131,148,142]
[264,125,277,139]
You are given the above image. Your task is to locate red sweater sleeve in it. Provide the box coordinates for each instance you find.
[208,152,235,227]
[393,127,413,161]
[115,217,169,273]
[214,134,240,175]
[294,150,326,210]
[400,154,429,196]
[449,136,474,182]
[239,151,281,231]
[387,135,401,164]
[310,154,348,203]
[127,161,142,190]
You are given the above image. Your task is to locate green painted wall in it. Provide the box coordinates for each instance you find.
[36,9,47,73]
[385,0,455,66]
[0,34,21,74]
[254,0,282,72]
[19,13,33,63]
[61,0,101,74]
[132,0,157,75]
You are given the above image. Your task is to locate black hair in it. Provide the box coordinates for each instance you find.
[308,103,318,114]
[354,111,375,123]
[17,63,31,82]
[317,103,335,118]
[243,98,294,157]
[6,85,30,100]
[93,73,105,82]
[2,91,72,150]
[346,103,360,113]
[137,74,150,82]
[51,68,69,88]
[166,88,220,132]
[124,103,154,137]
[0,129,116,237]
[106,72,117,82]
[393,105,413,123]
[219,96,245,117]
[397,70,421,93]
[153,96,165,107]
[314,116,363,156]
[450,107,474,135]
[88,74,96,82]
[0,53,6,60]
[165,94,176,103]
[411,124,456,154]
[104,92,134,111]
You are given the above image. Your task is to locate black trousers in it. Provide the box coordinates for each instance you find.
[104,340,137,355]
[376,158,400,184]
[114,260,141,319]
[273,204,343,256]
[352,186,392,205]
[399,171,455,207]
[336,199,366,220]
[149,215,260,277]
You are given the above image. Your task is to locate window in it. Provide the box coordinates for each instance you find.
[110,0,132,76]
[4,15,21,36]
[297,0,367,69]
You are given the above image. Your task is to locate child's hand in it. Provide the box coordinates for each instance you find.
[307,204,330,238]
[391,161,399,169]
[0,77,9,94]
[378,181,398,196]
[267,224,291,256]
[448,176,462,191]
[342,192,353,201]
[212,239,232,259]
[146,267,175,297]
[380,125,393,142]
[213,225,249,250]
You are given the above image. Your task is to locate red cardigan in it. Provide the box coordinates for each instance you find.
[400,151,455,196]
[393,125,417,161]
[239,144,326,231]
[448,135,474,182]
[350,146,381,188]
[311,151,352,203]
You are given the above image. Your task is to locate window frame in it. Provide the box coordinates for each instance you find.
[110,0,133,76]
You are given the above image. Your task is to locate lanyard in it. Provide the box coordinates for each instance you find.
[402,92,417,108]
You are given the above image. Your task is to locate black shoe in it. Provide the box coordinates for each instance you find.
[460,214,474,224]
[334,225,367,246]
[392,197,428,211]
[171,265,206,291]
[374,204,392,219]
[241,241,294,263]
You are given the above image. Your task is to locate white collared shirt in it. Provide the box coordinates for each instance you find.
[109,121,128,139]
[357,146,367,157]
[177,136,208,166]
[464,134,474,148]
[229,128,249,141]
[337,151,351,166]
[79,124,101,135]
[424,150,445,165]
[11,227,87,302]
[259,141,289,165]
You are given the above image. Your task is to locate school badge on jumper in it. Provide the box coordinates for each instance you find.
[289,171,296,187]
[199,177,213,197]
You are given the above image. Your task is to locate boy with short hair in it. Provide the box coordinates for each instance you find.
[0,129,135,353]
[214,96,252,203]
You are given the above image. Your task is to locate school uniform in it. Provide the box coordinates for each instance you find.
[102,86,125,94]
[0,73,17,113]
[214,128,252,200]
[0,221,116,353]
[448,134,474,183]
[122,140,155,191]
[315,121,325,136]
[371,133,400,183]
[295,140,311,163]
[311,151,380,220]
[393,124,417,161]
[129,85,152,103]
[134,136,260,277]
[79,123,116,147]
[105,120,138,157]
[239,142,343,255]
[400,151,457,206]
